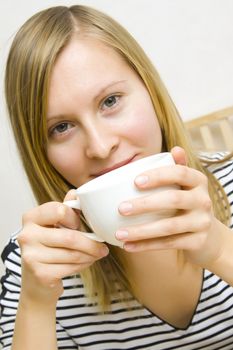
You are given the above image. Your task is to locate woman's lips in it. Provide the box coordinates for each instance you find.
[91,155,137,177]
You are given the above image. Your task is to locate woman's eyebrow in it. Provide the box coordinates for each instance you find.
[47,80,127,121]
[93,80,127,101]
[47,114,70,123]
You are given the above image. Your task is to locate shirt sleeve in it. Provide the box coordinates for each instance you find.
[0,233,21,349]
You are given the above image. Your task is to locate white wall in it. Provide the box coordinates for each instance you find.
[1,0,233,275]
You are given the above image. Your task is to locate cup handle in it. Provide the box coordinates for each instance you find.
[63,200,105,243]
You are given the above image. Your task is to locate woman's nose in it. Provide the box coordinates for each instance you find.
[85,125,119,159]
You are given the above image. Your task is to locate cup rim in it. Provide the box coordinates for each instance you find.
[76,152,172,194]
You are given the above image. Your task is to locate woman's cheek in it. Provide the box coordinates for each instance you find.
[47,145,82,184]
[122,108,162,150]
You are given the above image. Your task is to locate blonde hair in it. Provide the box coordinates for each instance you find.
[5,5,231,307]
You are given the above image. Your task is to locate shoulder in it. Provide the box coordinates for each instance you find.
[1,229,22,279]
[0,230,22,304]
[200,151,233,183]
[200,151,233,227]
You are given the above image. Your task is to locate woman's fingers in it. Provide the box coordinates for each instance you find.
[18,224,108,259]
[41,226,109,258]
[22,201,80,229]
[45,262,94,279]
[123,231,208,253]
[18,197,110,299]
[134,164,207,190]
[25,262,95,288]
[23,245,106,265]
[21,199,109,259]
[171,146,187,166]
[63,189,77,201]
[116,210,212,242]
[119,188,211,216]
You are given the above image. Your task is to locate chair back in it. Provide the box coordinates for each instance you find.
[185,106,233,151]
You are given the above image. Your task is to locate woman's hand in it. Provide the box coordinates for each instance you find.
[18,190,109,304]
[115,147,226,269]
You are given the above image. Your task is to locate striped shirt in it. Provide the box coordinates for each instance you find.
[1,153,233,349]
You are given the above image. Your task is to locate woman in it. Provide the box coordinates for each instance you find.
[1,5,233,350]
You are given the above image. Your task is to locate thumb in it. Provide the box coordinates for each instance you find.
[63,189,81,213]
[63,189,77,202]
[171,146,187,166]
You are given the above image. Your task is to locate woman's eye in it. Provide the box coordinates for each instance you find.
[49,122,73,136]
[101,95,120,110]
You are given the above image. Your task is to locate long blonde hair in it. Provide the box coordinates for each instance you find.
[5,5,231,307]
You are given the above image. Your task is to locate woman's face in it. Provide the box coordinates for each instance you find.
[47,38,162,188]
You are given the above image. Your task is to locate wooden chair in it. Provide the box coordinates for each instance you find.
[185,106,233,152]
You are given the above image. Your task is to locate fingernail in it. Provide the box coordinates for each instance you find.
[100,246,109,257]
[118,202,132,214]
[135,175,149,186]
[115,230,129,240]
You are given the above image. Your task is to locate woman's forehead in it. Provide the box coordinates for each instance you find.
[47,39,139,117]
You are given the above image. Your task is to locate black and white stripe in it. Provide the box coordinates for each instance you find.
[1,153,233,349]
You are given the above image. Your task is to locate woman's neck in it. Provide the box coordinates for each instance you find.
[119,249,203,328]
[122,249,185,283]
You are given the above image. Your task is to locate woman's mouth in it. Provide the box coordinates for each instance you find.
[91,155,137,177]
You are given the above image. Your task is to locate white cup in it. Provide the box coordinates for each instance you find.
[64,152,177,247]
